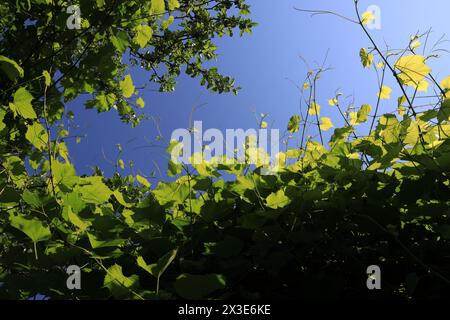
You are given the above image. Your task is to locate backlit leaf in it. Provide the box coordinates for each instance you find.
[25,122,48,151]
[395,55,431,86]
[119,75,135,98]
[266,189,291,209]
[9,87,36,119]
[378,85,392,100]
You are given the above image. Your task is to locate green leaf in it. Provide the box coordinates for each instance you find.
[168,0,180,10]
[10,214,51,243]
[137,249,177,278]
[25,122,48,150]
[9,87,36,119]
[76,176,112,204]
[111,31,129,53]
[266,189,291,209]
[152,181,190,206]
[357,104,372,123]
[0,108,6,131]
[136,97,145,108]
[166,139,180,153]
[4,156,27,188]
[87,233,125,249]
[52,160,79,190]
[67,206,91,232]
[150,0,165,16]
[288,115,301,133]
[137,249,177,293]
[22,189,45,208]
[174,273,226,299]
[42,70,51,86]
[168,159,182,176]
[395,55,431,86]
[103,264,140,299]
[133,24,153,49]
[0,55,24,80]
[119,74,135,98]
[118,159,125,170]
[162,16,175,30]
[360,48,373,68]
[438,99,450,122]
[113,190,133,208]
[136,175,151,188]
[319,117,334,131]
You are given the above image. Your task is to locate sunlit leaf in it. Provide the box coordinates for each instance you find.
[360,48,373,68]
[9,87,36,119]
[119,75,135,98]
[361,11,375,25]
[395,55,431,86]
[25,122,48,151]
[378,85,392,100]
[287,115,301,133]
[266,189,291,209]
[134,24,153,48]
[319,117,334,131]
[308,102,321,115]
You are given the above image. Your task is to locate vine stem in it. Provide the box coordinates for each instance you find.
[353,0,429,149]
[312,73,324,145]
[43,81,56,197]
[369,64,386,135]
[33,242,38,261]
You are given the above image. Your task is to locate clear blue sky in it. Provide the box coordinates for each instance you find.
[66,0,450,180]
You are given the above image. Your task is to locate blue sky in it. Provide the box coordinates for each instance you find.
[66,0,450,180]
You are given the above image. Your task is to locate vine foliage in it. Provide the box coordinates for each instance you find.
[1,0,450,299]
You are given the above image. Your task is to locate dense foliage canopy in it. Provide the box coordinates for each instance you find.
[1,0,450,300]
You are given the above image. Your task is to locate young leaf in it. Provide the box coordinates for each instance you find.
[150,0,165,15]
[319,117,334,131]
[162,16,175,30]
[119,75,135,98]
[361,11,375,25]
[378,85,392,100]
[42,70,51,86]
[287,115,301,133]
[136,97,145,108]
[136,174,151,188]
[360,48,373,68]
[308,102,321,116]
[440,75,450,89]
[133,24,153,48]
[357,104,372,123]
[168,0,180,10]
